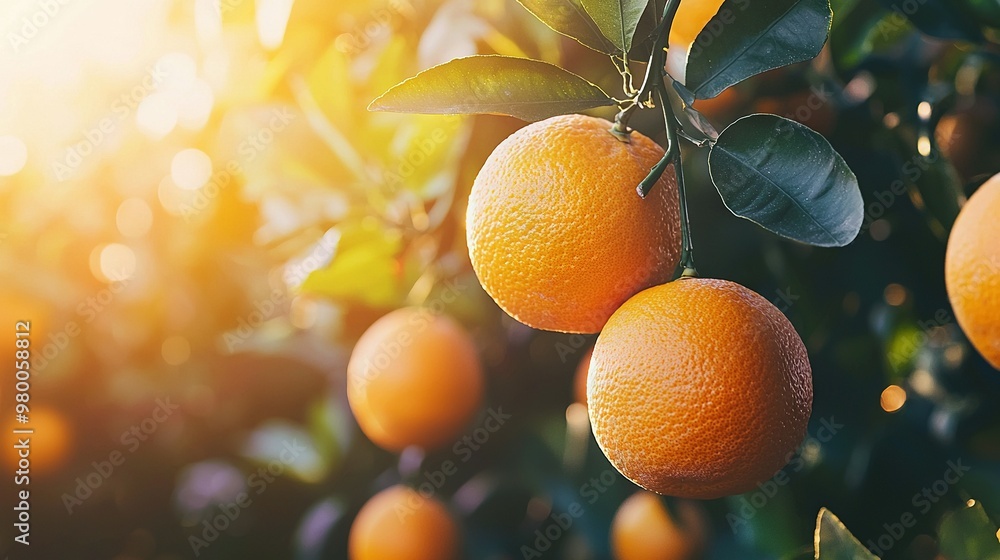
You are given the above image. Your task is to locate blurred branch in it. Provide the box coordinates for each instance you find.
[289,75,370,182]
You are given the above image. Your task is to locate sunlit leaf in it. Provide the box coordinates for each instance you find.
[516,0,620,54]
[579,0,650,53]
[939,501,1000,560]
[678,0,832,99]
[299,222,404,307]
[369,55,615,122]
[815,508,880,559]
[708,114,863,247]
[241,422,328,483]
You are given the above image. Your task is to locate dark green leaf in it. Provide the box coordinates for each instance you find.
[665,81,719,144]
[629,0,667,60]
[962,0,1000,27]
[815,508,880,559]
[516,0,620,54]
[579,0,651,53]
[830,0,915,71]
[708,114,862,247]
[677,0,833,99]
[369,55,615,122]
[876,0,983,41]
[939,501,1000,560]
[890,127,964,236]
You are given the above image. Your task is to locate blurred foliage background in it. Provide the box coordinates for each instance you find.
[2,0,1000,558]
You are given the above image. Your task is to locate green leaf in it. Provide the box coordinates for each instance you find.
[678,0,833,99]
[579,0,651,53]
[241,422,328,483]
[708,114,862,247]
[299,223,404,307]
[875,0,983,41]
[667,81,719,144]
[830,0,916,71]
[962,0,1000,27]
[939,501,1000,560]
[889,127,964,236]
[515,0,620,54]
[815,508,880,559]
[369,55,615,122]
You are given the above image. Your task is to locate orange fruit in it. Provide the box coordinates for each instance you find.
[346,307,484,451]
[946,173,1000,369]
[3,406,74,477]
[611,492,707,560]
[691,86,745,125]
[467,114,681,334]
[665,0,727,86]
[588,278,812,499]
[573,346,593,406]
[349,485,459,560]
[754,90,837,137]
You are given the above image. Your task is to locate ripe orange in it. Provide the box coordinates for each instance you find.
[946,173,1000,369]
[349,485,459,560]
[573,346,593,406]
[665,0,727,86]
[346,307,484,452]
[754,90,837,137]
[467,114,681,334]
[588,278,812,499]
[691,86,745,125]
[611,491,707,560]
[3,406,74,477]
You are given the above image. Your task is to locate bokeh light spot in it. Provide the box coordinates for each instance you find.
[880,385,906,413]
[883,283,907,307]
[136,93,178,139]
[116,198,153,238]
[256,0,295,50]
[0,135,28,176]
[290,296,317,329]
[917,101,933,120]
[171,149,213,190]
[869,219,891,241]
[178,79,215,131]
[162,335,191,366]
[95,243,137,282]
[157,52,198,93]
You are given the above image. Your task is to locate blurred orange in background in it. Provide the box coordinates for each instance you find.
[3,406,75,477]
